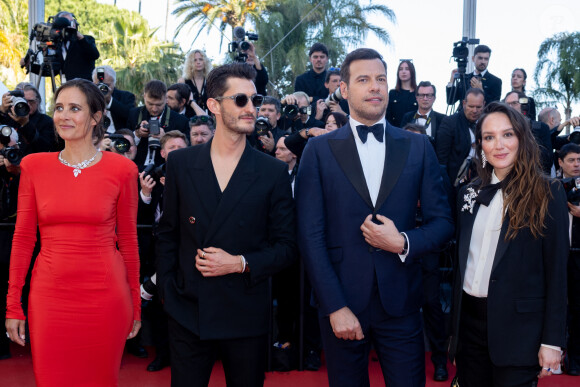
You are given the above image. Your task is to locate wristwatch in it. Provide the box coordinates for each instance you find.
[305,128,313,137]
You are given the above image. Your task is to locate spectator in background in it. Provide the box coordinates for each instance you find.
[179,49,211,114]
[386,59,418,127]
[324,112,348,131]
[92,65,136,134]
[294,43,330,102]
[446,45,502,108]
[0,82,57,154]
[167,83,196,119]
[253,96,286,155]
[539,107,580,151]
[127,80,189,170]
[314,69,349,123]
[189,115,215,146]
[400,81,446,147]
[509,68,536,120]
[244,42,269,96]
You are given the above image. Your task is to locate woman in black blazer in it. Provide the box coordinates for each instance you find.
[385,60,417,127]
[449,102,568,386]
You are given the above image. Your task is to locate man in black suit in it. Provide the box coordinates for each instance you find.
[436,88,485,188]
[446,44,501,108]
[127,80,190,170]
[401,81,445,147]
[167,83,196,119]
[294,42,330,102]
[92,65,136,133]
[156,63,296,387]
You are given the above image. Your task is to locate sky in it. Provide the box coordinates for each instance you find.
[98,0,580,117]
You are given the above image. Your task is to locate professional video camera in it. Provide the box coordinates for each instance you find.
[22,15,80,90]
[255,116,272,137]
[6,90,30,117]
[324,88,344,106]
[562,177,580,205]
[106,134,131,154]
[0,125,23,166]
[96,67,110,95]
[452,37,480,74]
[142,163,165,185]
[282,104,311,120]
[228,26,258,63]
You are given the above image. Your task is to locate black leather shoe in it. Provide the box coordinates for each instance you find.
[304,350,321,371]
[433,364,449,381]
[126,341,148,358]
[147,356,170,372]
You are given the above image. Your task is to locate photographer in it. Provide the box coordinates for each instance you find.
[313,69,349,124]
[251,96,286,155]
[98,129,137,161]
[557,143,580,375]
[167,83,196,119]
[92,66,136,133]
[279,91,324,134]
[0,82,56,154]
[189,116,215,146]
[137,130,188,372]
[243,42,269,96]
[21,11,100,81]
[538,107,580,151]
[446,44,502,108]
[127,80,189,170]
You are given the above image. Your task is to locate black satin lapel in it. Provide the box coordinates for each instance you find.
[491,217,510,274]
[329,133,373,209]
[374,133,410,211]
[188,141,218,217]
[203,147,258,244]
[458,204,480,280]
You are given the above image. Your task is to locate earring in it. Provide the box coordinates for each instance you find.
[481,150,487,168]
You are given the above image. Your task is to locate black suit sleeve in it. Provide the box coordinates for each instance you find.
[400,111,414,128]
[294,74,307,93]
[435,116,454,168]
[255,64,268,96]
[485,74,502,104]
[78,35,100,61]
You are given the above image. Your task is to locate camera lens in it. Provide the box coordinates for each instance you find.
[98,83,110,95]
[148,138,161,150]
[283,104,299,120]
[240,41,250,51]
[0,125,12,137]
[255,116,271,137]
[12,97,31,117]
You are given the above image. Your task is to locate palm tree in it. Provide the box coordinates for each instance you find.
[0,0,29,86]
[172,0,270,50]
[533,32,580,129]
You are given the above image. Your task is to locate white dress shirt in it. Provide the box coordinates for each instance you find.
[105,97,116,134]
[415,109,433,137]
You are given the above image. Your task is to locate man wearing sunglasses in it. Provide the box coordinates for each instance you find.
[156,63,296,387]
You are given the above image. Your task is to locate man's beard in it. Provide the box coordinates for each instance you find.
[222,109,255,135]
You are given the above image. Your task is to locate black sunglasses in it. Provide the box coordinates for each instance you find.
[190,115,214,125]
[214,93,264,108]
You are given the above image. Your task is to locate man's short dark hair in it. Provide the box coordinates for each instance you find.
[403,123,427,135]
[340,48,387,85]
[416,81,436,97]
[309,43,329,57]
[168,83,191,103]
[504,90,526,102]
[115,128,135,139]
[474,45,491,56]
[464,87,485,101]
[262,96,281,114]
[206,63,257,99]
[325,70,340,84]
[144,80,167,100]
[559,143,580,160]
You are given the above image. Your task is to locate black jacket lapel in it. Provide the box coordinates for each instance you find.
[328,126,373,209]
[491,217,510,274]
[374,127,410,211]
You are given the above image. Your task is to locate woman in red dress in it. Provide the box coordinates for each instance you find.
[5,79,141,386]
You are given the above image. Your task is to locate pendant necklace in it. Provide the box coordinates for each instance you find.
[58,150,99,177]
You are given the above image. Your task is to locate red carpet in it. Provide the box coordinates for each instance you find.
[0,344,574,386]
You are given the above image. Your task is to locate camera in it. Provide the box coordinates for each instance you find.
[519,97,530,117]
[103,116,111,130]
[282,104,311,120]
[142,163,165,184]
[96,67,110,95]
[106,134,131,154]
[228,26,258,63]
[0,125,14,145]
[0,146,23,166]
[452,37,480,74]
[562,177,580,205]
[8,90,30,117]
[325,88,344,106]
[255,116,272,137]
[143,120,161,136]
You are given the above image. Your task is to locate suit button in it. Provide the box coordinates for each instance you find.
[189,216,196,224]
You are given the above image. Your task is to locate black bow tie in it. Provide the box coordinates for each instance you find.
[475,175,511,206]
[356,123,384,143]
[414,113,428,120]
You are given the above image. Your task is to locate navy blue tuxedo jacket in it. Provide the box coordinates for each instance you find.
[296,122,454,317]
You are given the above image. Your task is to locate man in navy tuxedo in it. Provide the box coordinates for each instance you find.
[296,48,454,387]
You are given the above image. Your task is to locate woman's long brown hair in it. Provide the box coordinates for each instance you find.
[474,102,551,240]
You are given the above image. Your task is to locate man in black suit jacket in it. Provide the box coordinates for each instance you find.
[294,42,330,102]
[156,63,296,387]
[436,88,485,188]
[401,81,445,147]
[446,45,501,108]
[92,65,136,132]
[56,12,99,81]
[127,80,189,170]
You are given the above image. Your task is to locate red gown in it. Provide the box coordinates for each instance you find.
[6,151,141,386]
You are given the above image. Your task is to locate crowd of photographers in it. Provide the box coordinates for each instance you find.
[2,10,580,380]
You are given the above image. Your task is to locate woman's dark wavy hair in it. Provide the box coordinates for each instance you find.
[327,112,348,128]
[53,78,106,144]
[474,102,551,240]
[395,60,417,92]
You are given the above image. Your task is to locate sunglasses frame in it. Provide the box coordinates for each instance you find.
[190,115,215,126]
[214,93,264,108]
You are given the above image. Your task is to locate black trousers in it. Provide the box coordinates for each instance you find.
[568,250,580,368]
[421,252,447,367]
[456,292,540,387]
[167,315,267,387]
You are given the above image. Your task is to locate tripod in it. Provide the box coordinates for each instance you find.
[446,68,469,115]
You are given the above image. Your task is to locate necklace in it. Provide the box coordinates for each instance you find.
[58,150,99,177]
